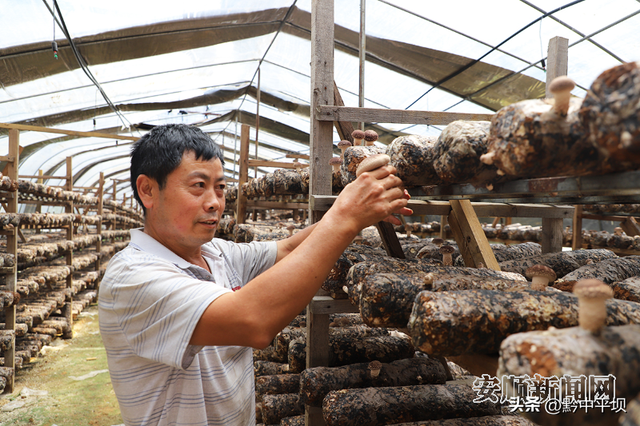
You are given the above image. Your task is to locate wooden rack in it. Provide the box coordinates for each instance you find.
[0,124,142,394]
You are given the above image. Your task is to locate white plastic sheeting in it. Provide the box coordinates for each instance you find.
[1,0,639,200]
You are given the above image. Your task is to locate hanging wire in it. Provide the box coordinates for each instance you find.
[43,0,134,133]
[403,0,586,110]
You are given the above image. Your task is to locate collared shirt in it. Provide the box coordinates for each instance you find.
[99,228,277,426]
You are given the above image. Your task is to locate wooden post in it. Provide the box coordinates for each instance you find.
[571,205,583,250]
[541,217,564,253]
[63,156,74,338]
[545,36,569,98]
[3,129,19,392]
[236,124,250,224]
[447,200,500,270]
[439,215,448,239]
[308,0,335,226]
[307,0,335,424]
[96,173,104,277]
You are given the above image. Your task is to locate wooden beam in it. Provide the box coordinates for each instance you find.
[546,36,569,98]
[333,81,355,142]
[448,199,500,270]
[316,105,494,125]
[247,159,308,169]
[0,122,138,141]
[621,216,640,237]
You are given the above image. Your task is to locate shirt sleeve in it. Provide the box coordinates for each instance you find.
[211,239,278,287]
[99,249,231,370]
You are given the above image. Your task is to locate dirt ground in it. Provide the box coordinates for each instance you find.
[0,304,123,426]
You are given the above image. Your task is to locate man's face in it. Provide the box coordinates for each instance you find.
[148,150,226,252]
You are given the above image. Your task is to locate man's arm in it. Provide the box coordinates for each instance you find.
[190,165,411,349]
[274,222,318,263]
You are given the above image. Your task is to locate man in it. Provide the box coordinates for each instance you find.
[99,124,411,425]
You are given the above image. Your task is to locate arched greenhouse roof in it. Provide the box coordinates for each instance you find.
[1,0,639,200]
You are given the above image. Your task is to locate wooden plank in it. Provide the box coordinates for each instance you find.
[333,81,355,143]
[315,105,494,125]
[310,196,573,219]
[246,200,309,210]
[621,216,640,237]
[247,159,307,169]
[572,205,583,250]
[545,36,569,98]
[375,221,405,258]
[0,122,138,141]
[448,199,500,270]
[541,217,564,253]
[236,124,250,224]
[286,153,311,160]
[309,296,359,315]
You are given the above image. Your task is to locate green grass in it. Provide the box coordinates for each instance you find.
[0,305,123,426]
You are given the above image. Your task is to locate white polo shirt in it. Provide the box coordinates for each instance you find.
[99,229,277,426]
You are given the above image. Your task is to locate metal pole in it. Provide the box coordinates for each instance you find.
[255,66,261,178]
[358,0,366,130]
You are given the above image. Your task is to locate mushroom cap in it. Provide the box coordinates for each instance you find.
[328,156,342,165]
[337,139,352,148]
[367,360,382,370]
[439,245,455,254]
[364,130,379,142]
[525,264,557,282]
[573,279,614,299]
[355,153,390,177]
[548,76,575,94]
[431,238,444,245]
[351,129,365,139]
[286,223,296,231]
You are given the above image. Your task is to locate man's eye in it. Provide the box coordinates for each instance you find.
[195,182,205,188]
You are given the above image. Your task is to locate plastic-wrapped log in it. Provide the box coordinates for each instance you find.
[555,255,640,290]
[288,332,414,374]
[347,260,526,305]
[255,374,300,402]
[408,289,640,357]
[432,121,499,184]
[480,96,609,179]
[498,324,640,426]
[455,242,541,266]
[254,360,291,377]
[300,357,447,406]
[359,272,531,328]
[340,145,387,185]
[498,248,616,278]
[386,416,537,426]
[612,276,640,302]
[0,330,13,352]
[261,393,303,425]
[580,61,640,168]
[322,384,502,426]
[322,245,387,298]
[387,135,442,188]
[0,290,18,309]
[233,224,289,243]
[279,416,304,426]
[271,168,309,196]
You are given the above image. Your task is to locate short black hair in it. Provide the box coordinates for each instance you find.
[130,124,225,211]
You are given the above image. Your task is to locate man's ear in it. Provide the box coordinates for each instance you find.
[136,174,156,209]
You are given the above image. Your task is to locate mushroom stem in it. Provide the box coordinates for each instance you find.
[577,297,607,334]
[442,253,452,266]
[530,276,549,291]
